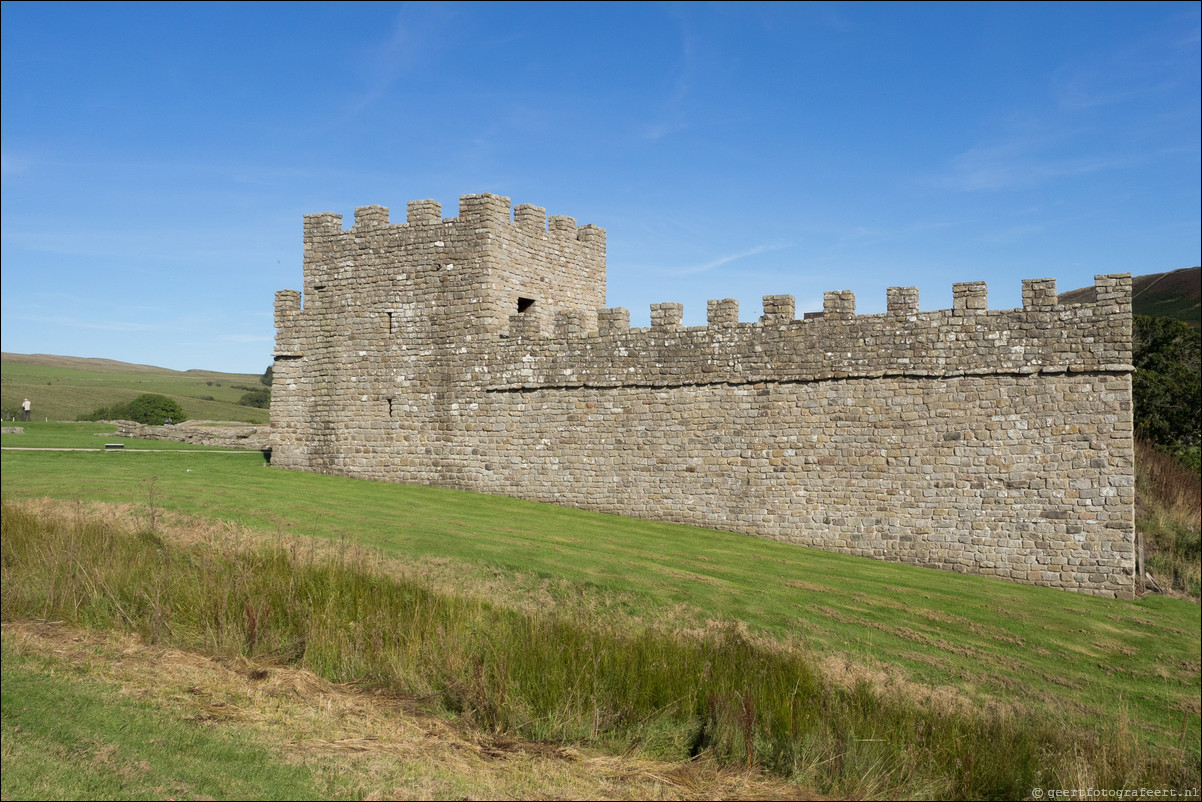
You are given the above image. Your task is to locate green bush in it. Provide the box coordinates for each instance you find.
[77,402,133,422]
[126,394,187,425]
[78,394,186,425]
[238,389,271,409]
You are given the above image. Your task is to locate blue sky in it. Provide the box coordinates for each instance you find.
[3,1,1199,374]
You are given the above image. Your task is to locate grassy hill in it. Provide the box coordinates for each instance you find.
[0,353,269,424]
[1060,266,1201,329]
[1130,267,1202,328]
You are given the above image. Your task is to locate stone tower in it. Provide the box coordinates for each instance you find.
[272,193,606,474]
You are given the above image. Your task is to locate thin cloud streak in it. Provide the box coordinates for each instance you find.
[645,243,793,278]
[9,314,160,333]
[935,137,1142,193]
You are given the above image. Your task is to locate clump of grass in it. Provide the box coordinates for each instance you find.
[2,502,1197,799]
[1136,437,1202,598]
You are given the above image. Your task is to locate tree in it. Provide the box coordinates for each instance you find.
[1132,315,1201,448]
[238,388,271,409]
[126,394,187,426]
[261,364,273,386]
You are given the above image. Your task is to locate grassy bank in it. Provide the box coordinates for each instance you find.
[1,633,330,800]
[4,622,804,801]
[4,502,1197,799]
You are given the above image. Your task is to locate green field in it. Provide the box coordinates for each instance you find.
[1,353,269,424]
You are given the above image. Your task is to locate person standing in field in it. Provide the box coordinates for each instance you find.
[21,398,31,422]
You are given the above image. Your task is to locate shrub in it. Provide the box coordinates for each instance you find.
[77,402,133,422]
[126,394,187,425]
[238,389,271,409]
[79,394,186,425]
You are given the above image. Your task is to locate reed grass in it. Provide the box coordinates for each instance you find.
[3,502,1195,800]
[1136,436,1202,598]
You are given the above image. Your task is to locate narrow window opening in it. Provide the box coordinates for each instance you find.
[517,297,535,313]
[386,311,394,335]
[387,397,394,418]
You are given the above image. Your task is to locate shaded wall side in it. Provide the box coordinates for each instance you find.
[271,210,491,471]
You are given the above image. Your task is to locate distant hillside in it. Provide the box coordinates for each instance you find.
[1059,267,1200,328]
[1,353,269,424]
[0,353,192,374]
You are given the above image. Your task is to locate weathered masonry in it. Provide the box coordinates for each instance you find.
[272,193,1136,597]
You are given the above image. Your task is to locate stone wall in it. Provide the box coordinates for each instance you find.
[112,420,271,450]
[271,193,1136,598]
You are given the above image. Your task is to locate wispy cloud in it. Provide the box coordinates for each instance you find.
[333,4,462,126]
[649,242,792,277]
[8,314,159,333]
[638,8,698,141]
[933,13,1198,195]
[217,334,273,344]
[1,151,31,178]
[1053,12,1200,111]
[640,120,690,141]
[937,136,1139,192]
[831,221,956,248]
[2,223,277,264]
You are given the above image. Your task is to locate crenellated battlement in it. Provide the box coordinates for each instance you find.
[481,274,1132,390]
[285,194,609,342]
[272,193,1136,598]
[301,193,606,243]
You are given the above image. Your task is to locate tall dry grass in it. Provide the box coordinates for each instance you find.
[3,501,1196,800]
[1135,437,1202,598]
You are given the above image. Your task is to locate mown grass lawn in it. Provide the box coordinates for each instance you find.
[1,421,254,451]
